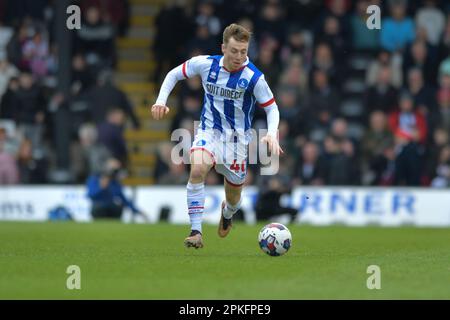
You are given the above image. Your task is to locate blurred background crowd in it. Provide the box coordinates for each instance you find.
[1,0,450,190]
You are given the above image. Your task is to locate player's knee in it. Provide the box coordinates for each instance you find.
[190,165,208,182]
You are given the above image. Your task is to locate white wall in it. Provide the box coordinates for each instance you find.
[1,186,450,227]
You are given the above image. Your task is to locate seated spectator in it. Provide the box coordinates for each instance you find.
[86,70,140,129]
[425,127,449,183]
[380,0,415,53]
[0,126,19,184]
[306,69,341,139]
[22,30,49,78]
[97,108,128,166]
[315,15,349,66]
[16,71,46,150]
[87,158,148,221]
[0,77,20,121]
[292,141,324,186]
[430,145,450,187]
[255,176,298,224]
[17,138,48,184]
[406,68,437,131]
[351,0,380,52]
[320,134,360,185]
[361,111,394,185]
[415,0,445,47]
[310,42,343,88]
[389,93,427,185]
[364,65,399,114]
[366,49,403,89]
[403,40,438,86]
[72,123,112,182]
[75,6,116,68]
[430,87,450,133]
[388,92,428,145]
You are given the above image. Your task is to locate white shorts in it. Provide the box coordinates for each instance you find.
[190,130,248,186]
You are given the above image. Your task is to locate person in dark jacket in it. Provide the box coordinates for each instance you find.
[255,176,298,223]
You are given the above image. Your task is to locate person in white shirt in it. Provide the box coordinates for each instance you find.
[151,24,283,249]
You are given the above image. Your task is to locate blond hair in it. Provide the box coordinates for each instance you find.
[223,23,251,44]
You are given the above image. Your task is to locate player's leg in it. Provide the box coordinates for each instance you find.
[216,136,247,237]
[184,148,215,248]
[217,177,244,238]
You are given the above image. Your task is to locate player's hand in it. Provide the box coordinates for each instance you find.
[151,104,169,120]
[260,134,284,156]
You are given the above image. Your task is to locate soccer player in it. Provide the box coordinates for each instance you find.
[151,24,283,249]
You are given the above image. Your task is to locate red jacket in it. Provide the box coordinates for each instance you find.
[388,110,428,144]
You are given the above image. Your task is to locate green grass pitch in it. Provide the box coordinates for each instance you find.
[0,221,449,299]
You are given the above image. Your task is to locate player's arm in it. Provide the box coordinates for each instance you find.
[151,56,204,120]
[254,77,284,156]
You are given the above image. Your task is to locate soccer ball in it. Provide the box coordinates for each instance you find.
[258,223,292,256]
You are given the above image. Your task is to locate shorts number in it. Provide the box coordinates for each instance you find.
[230,160,245,173]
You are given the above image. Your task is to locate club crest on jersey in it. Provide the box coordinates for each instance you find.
[238,78,249,89]
[196,139,206,146]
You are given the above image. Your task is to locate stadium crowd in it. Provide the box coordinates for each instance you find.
[1,0,450,190]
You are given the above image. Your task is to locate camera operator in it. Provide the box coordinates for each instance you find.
[86,158,148,221]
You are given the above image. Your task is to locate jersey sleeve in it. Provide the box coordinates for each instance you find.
[253,76,276,108]
[183,55,210,78]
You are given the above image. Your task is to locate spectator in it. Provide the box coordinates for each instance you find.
[194,1,222,38]
[310,42,344,89]
[87,158,148,221]
[255,1,286,49]
[255,44,281,89]
[71,54,94,95]
[430,87,450,133]
[389,93,427,185]
[17,138,48,184]
[361,111,394,184]
[71,123,112,182]
[403,40,438,85]
[415,0,445,47]
[430,145,450,187]
[292,141,324,186]
[280,27,312,67]
[75,6,116,68]
[0,126,19,184]
[153,2,193,84]
[254,176,298,224]
[86,70,140,129]
[0,77,20,121]
[351,0,380,52]
[364,65,399,114]
[22,30,49,78]
[366,49,403,88]
[307,69,341,138]
[406,67,437,121]
[16,71,46,149]
[315,14,349,66]
[380,0,415,53]
[320,134,359,185]
[97,108,128,166]
[425,127,449,182]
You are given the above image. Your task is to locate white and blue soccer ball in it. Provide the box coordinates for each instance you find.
[258,223,292,256]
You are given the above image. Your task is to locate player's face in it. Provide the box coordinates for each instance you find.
[222,37,249,71]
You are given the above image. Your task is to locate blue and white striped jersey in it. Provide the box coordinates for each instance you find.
[181,55,276,137]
